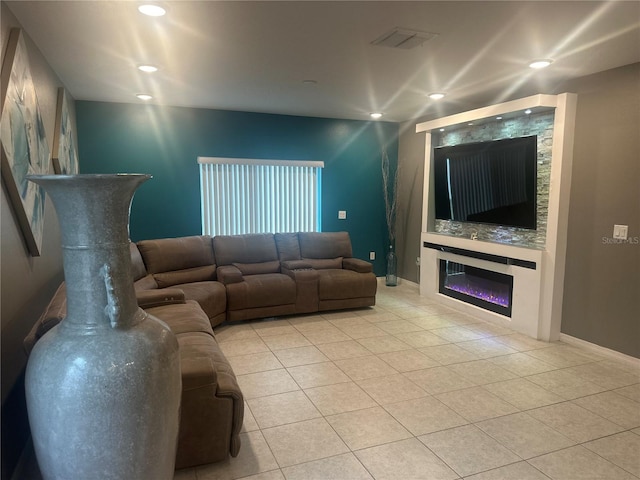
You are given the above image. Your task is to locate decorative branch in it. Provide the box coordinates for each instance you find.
[381,148,399,244]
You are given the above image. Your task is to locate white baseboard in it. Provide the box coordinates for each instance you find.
[376,277,419,289]
[559,333,640,368]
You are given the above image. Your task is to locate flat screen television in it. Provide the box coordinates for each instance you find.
[433,135,537,230]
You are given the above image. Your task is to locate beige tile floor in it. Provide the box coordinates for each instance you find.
[173,281,640,480]
[20,281,640,479]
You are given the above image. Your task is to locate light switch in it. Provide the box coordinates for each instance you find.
[613,224,628,240]
[338,210,347,220]
[369,251,376,260]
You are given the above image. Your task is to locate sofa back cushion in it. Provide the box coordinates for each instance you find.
[154,265,218,289]
[137,236,216,288]
[213,234,278,266]
[275,233,301,261]
[130,242,148,281]
[24,283,67,355]
[298,232,353,259]
[232,261,281,276]
[138,236,215,274]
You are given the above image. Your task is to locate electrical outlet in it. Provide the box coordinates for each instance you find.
[369,251,376,260]
[338,210,347,220]
[613,224,628,240]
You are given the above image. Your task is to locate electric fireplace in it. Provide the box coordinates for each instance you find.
[439,260,513,317]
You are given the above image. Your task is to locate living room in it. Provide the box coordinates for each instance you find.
[2,2,639,479]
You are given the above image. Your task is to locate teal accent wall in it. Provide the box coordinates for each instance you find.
[76,101,398,275]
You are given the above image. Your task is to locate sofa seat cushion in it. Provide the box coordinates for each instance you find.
[317,269,377,300]
[225,273,296,311]
[174,281,227,321]
[145,300,214,337]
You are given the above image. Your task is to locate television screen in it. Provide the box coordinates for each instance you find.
[433,135,537,230]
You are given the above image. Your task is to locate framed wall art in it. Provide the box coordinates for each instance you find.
[52,87,78,175]
[0,28,50,256]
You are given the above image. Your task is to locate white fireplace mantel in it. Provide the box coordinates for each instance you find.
[416,94,577,341]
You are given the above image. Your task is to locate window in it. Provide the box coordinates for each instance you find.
[198,157,323,236]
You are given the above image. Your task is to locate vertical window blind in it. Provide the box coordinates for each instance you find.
[198,157,323,236]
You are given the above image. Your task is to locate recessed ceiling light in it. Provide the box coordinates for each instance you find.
[496,116,503,120]
[524,109,532,114]
[138,4,166,16]
[428,92,446,100]
[370,112,383,119]
[138,65,158,73]
[529,59,553,69]
[136,94,153,101]
[439,128,445,132]
[468,122,473,126]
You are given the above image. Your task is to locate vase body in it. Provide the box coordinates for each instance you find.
[386,244,398,286]
[25,174,181,480]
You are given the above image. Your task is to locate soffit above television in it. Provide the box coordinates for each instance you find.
[416,94,558,133]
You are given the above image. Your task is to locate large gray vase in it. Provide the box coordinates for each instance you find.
[25,174,181,480]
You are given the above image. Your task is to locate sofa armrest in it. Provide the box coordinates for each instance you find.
[136,288,186,309]
[181,356,218,391]
[281,260,313,270]
[216,370,245,457]
[343,257,373,273]
[216,265,244,285]
[281,266,318,281]
[181,356,244,458]
[281,267,319,314]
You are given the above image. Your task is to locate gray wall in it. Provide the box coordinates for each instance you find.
[559,64,639,358]
[397,63,639,358]
[396,121,424,284]
[1,3,69,476]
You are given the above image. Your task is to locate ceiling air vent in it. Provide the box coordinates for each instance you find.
[371,28,438,50]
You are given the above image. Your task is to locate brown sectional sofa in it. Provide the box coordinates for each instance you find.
[25,231,376,470]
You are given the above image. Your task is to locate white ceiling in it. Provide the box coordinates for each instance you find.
[6,1,640,122]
